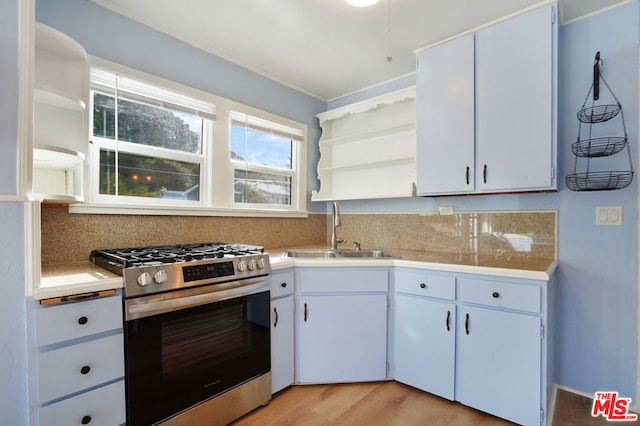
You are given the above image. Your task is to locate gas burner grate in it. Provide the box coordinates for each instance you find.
[91,242,265,269]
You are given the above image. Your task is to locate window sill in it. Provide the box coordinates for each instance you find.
[68,202,309,218]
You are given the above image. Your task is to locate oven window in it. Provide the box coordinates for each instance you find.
[124,290,270,426]
[161,303,245,375]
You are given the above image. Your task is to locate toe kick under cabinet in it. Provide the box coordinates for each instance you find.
[393,268,552,426]
[30,293,125,426]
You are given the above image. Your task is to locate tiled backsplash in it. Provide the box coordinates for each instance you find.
[41,206,555,265]
[40,206,327,264]
[329,210,556,261]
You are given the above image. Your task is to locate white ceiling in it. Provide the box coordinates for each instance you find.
[91,0,628,101]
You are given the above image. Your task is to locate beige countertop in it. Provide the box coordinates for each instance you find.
[35,246,556,300]
[37,262,124,301]
[268,246,557,281]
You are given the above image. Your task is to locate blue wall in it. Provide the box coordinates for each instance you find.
[0,0,20,196]
[37,0,640,400]
[0,0,29,424]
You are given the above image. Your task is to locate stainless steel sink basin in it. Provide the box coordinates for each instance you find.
[283,249,339,258]
[283,248,399,259]
[338,249,399,258]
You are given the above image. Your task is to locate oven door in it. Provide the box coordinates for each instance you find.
[124,278,270,426]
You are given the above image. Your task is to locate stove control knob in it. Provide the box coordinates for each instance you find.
[237,260,247,272]
[153,270,168,284]
[256,258,266,269]
[247,259,256,271]
[137,272,152,287]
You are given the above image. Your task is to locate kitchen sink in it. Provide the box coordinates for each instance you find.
[283,249,399,259]
[283,249,340,258]
[337,249,399,258]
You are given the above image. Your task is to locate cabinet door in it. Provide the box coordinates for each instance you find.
[271,296,294,394]
[297,294,387,383]
[475,5,555,192]
[394,294,455,400]
[456,306,541,426]
[416,33,475,195]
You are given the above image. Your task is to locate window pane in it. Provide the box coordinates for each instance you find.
[234,169,291,205]
[93,93,116,139]
[230,125,292,169]
[93,93,203,154]
[100,149,200,200]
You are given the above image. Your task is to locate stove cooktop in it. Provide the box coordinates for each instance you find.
[90,242,271,298]
[91,243,265,269]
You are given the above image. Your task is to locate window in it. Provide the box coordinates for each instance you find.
[79,60,307,216]
[90,70,213,205]
[230,111,302,207]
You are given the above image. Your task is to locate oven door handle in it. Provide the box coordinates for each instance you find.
[126,279,270,320]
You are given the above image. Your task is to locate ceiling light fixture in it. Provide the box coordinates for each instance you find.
[345,0,381,7]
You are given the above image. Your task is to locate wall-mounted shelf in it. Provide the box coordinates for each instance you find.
[35,88,86,111]
[33,147,85,204]
[34,23,89,203]
[312,87,416,201]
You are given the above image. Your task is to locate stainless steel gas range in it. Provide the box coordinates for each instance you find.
[91,242,272,426]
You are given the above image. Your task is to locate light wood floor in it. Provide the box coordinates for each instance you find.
[232,382,640,426]
[231,381,516,426]
[552,388,639,426]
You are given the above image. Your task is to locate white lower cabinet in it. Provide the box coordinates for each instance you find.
[270,269,295,394]
[31,294,125,426]
[296,268,388,384]
[392,269,550,426]
[456,277,545,426]
[393,270,456,400]
[39,380,125,426]
[456,306,541,426]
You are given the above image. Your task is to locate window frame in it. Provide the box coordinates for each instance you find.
[71,57,308,218]
[229,109,302,209]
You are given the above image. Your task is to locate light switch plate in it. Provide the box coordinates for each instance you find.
[596,206,623,225]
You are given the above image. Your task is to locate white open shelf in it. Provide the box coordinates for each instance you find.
[312,87,417,201]
[33,23,89,203]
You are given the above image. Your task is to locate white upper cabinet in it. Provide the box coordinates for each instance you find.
[313,87,416,201]
[33,23,89,203]
[416,3,557,196]
[416,34,475,195]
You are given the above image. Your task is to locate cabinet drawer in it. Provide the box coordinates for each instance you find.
[395,270,455,300]
[459,278,540,313]
[299,269,388,293]
[38,333,124,403]
[35,295,122,347]
[271,271,294,298]
[39,380,125,426]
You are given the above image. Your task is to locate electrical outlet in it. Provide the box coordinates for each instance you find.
[596,206,622,226]
[438,206,454,215]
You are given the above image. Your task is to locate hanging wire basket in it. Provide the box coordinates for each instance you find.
[571,136,627,157]
[566,51,634,192]
[566,171,634,191]
[576,104,621,123]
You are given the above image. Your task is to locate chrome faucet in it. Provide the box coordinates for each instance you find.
[330,201,344,250]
